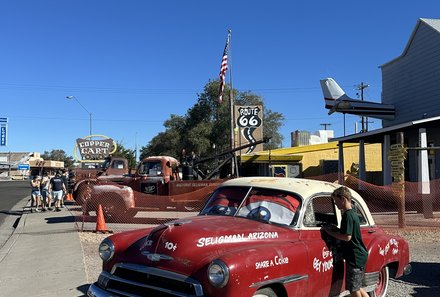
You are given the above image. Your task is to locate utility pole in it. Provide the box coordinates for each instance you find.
[357,82,369,132]
[320,123,332,130]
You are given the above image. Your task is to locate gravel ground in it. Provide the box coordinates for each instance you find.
[384,228,440,297]
[79,232,109,284]
[79,228,440,296]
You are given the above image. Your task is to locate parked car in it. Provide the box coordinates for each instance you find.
[88,177,411,297]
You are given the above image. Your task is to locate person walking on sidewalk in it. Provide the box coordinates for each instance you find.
[50,171,66,212]
[40,172,52,211]
[30,176,42,212]
[60,169,69,208]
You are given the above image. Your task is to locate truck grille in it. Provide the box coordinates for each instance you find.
[96,263,204,297]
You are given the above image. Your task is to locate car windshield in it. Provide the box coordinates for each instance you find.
[138,161,162,175]
[101,158,111,170]
[200,186,301,227]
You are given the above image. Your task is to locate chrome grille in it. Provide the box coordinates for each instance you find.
[96,263,204,297]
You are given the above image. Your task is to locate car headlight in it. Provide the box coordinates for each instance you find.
[99,238,115,262]
[207,260,229,288]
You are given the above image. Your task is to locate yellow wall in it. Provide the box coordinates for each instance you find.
[270,142,382,176]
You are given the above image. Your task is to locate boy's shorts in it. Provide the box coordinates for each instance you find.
[52,190,63,201]
[346,263,365,292]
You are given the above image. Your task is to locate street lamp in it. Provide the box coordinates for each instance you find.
[66,96,92,136]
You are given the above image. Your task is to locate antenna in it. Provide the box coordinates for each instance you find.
[320,123,332,130]
[356,82,370,132]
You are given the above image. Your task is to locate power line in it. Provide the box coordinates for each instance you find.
[0,82,379,95]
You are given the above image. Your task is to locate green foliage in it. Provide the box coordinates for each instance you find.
[41,149,74,168]
[112,141,137,168]
[140,80,285,160]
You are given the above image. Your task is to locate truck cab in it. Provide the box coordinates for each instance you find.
[127,156,180,195]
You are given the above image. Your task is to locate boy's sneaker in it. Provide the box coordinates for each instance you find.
[56,207,61,212]
[35,208,41,212]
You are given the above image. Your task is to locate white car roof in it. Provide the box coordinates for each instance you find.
[220,177,375,225]
[221,177,342,198]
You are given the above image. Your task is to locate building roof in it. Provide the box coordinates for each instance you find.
[332,115,440,143]
[381,18,440,68]
[0,152,31,165]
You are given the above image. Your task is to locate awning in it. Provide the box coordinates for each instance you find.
[240,154,303,163]
[333,115,440,143]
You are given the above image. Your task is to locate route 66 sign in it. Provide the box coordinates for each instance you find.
[237,106,262,128]
[235,105,263,154]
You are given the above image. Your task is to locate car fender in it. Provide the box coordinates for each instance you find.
[200,241,309,297]
[73,178,98,193]
[365,232,410,277]
[91,184,135,209]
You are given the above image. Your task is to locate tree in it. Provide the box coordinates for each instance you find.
[140,115,186,160]
[140,80,285,159]
[41,149,75,168]
[112,141,137,168]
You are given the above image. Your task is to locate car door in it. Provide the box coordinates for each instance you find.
[300,194,345,297]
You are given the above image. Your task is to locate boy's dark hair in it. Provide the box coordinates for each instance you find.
[332,186,352,202]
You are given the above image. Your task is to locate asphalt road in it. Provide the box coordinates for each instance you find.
[0,180,30,249]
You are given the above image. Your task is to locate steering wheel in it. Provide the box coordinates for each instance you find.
[247,206,271,222]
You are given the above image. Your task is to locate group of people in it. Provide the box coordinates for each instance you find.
[30,169,68,212]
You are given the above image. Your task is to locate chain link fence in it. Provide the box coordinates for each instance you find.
[69,175,440,233]
[70,179,214,233]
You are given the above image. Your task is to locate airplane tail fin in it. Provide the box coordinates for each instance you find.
[320,78,352,101]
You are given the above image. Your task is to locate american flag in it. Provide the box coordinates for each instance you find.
[218,34,230,104]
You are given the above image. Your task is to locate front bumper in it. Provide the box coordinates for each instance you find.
[87,283,115,297]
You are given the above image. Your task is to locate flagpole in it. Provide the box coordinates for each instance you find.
[227,30,238,177]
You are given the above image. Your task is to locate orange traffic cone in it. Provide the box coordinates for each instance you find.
[95,204,111,233]
[66,193,74,201]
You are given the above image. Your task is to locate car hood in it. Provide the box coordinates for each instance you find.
[112,215,293,275]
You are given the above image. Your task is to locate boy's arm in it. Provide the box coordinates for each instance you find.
[323,227,352,242]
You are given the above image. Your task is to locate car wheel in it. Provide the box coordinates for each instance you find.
[253,288,278,297]
[370,266,389,297]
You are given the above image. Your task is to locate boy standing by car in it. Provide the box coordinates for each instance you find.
[324,186,369,297]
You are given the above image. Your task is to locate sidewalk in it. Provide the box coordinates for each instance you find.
[0,199,89,297]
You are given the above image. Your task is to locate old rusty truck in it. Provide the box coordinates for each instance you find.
[70,156,131,200]
[77,138,269,221]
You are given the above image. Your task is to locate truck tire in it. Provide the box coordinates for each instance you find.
[369,266,389,297]
[253,288,277,297]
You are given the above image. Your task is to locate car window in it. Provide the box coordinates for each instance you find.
[351,199,368,226]
[112,160,125,169]
[200,186,301,227]
[303,196,337,227]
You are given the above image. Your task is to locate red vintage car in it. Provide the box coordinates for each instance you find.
[87,177,411,297]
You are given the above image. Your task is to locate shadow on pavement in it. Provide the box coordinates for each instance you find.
[76,284,90,296]
[398,262,440,296]
[45,216,76,224]
[0,210,24,216]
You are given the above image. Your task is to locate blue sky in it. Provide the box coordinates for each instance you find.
[1,1,439,159]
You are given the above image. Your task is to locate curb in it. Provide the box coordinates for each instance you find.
[0,197,30,263]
